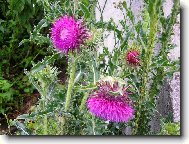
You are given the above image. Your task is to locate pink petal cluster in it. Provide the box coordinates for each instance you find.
[51,15,88,54]
[87,79,135,123]
[126,50,140,66]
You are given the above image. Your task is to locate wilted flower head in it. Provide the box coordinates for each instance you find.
[51,15,89,54]
[126,50,140,66]
[87,76,135,123]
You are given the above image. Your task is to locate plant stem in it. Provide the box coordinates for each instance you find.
[4,114,11,134]
[73,0,78,15]
[65,56,77,112]
[43,99,48,135]
[133,0,160,135]
[79,56,97,111]
[79,92,89,111]
[92,115,96,135]
[60,116,66,135]
[149,0,179,102]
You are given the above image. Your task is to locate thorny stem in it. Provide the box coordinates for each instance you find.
[92,115,96,135]
[79,57,97,111]
[80,54,97,109]
[160,0,179,58]
[122,1,146,49]
[65,55,77,112]
[91,56,97,135]
[92,64,96,85]
[61,55,77,133]
[60,116,66,135]
[133,0,160,135]
[38,89,48,135]
[79,92,89,111]
[73,0,78,15]
[43,100,48,135]
[41,88,48,135]
[97,0,108,22]
[4,114,11,134]
[148,0,179,119]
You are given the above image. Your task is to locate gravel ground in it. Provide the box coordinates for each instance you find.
[95,0,180,123]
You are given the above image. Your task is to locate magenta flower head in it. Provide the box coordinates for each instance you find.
[87,76,135,123]
[126,50,140,66]
[51,15,89,54]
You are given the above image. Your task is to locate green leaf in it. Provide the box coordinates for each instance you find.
[79,2,90,19]
[16,114,30,120]
[9,0,25,14]
[34,19,48,33]
[122,1,134,23]
[19,39,30,47]
[76,84,97,91]
[0,26,4,33]
[0,80,12,90]
[74,69,82,84]
[0,108,5,114]
[29,53,59,74]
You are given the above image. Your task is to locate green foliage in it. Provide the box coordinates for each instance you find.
[159,122,180,135]
[0,77,16,114]
[10,0,180,136]
[0,0,48,115]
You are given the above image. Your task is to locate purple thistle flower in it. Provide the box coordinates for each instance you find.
[87,77,135,123]
[51,15,89,54]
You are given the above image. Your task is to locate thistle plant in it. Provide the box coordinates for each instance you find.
[12,0,180,135]
[50,15,89,113]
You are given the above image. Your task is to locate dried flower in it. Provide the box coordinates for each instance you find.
[51,15,89,54]
[87,76,135,123]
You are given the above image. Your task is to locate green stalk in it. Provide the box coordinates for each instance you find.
[79,92,89,111]
[79,56,97,111]
[40,91,48,135]
[60,116,66,135]
[62,54,78,134]
[138,1,179,135]
[43,100,48,135]
[149,0,179,102]
[160,0,179,57]
[73,0,78,15]
[41,90,48,135]
[92,115,96,135]
[65,56,77,112]
[133,0,160,135]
